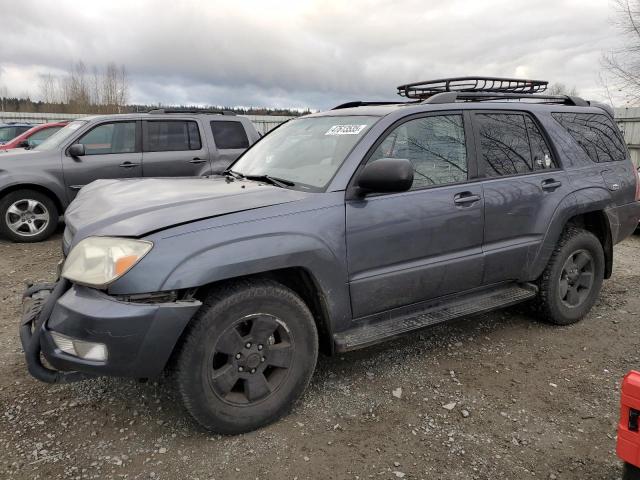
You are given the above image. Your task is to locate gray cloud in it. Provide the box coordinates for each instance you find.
[0,0,623,109]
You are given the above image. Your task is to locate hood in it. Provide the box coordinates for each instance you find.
[0,148,41,157]
[65,176,310,241]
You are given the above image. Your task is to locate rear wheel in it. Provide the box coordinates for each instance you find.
[0,189,58,242]
[176,279,318,434]
[536,226,604,325]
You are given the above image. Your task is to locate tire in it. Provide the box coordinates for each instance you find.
[0,189,59,243]
[623,462,640,480]
[536,226,605,325]
[176,279,319,434]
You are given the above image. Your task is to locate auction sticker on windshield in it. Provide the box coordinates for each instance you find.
[325,125,368,135]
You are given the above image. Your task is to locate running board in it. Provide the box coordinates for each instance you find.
[334,283,537,352]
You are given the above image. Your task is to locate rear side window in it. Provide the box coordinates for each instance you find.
[525,116,556,170]
[552,112,626,163]
[145,121,201,152]
[476,113,531,176]
[211,121,249,149]
[476,113,557,177]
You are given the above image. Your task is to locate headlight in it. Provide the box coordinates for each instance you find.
[62,236,153,288]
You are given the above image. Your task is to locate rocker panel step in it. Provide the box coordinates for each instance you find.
[334,283,537,352]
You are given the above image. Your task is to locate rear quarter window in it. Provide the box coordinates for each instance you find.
[210,121,249,149]
[552,112,627,163]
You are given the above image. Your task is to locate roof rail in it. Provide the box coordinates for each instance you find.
[397,76,549,99]
[332,101,408,110]
[423,91,589,107]
[147,108,235,115]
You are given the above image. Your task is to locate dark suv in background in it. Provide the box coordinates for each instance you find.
[21,77,640,434]
[0,109,259,242]
[0,122,33,144]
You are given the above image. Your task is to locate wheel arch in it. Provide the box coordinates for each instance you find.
[165,267,336,375]
[0,183,65,215]
[192,267,334,354]
[528,187,615,280]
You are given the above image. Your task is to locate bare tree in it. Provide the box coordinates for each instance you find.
[603,0,640,103]
[547,83,579,96]
[61,61,91,112]
[102,63,129,113]
[38,73,59,104]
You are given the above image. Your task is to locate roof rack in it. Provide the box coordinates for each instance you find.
[147,108,235,115]
[423,91,589,107]
[397,76,549,99]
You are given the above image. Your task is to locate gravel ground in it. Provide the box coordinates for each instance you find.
[1,232,639,480]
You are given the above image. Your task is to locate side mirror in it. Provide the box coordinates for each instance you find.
[356,158,414,195]
[68,144,85,157]
[17,140,30,149]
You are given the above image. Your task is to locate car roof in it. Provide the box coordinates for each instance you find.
[0,122,33,127]
[76,112,245,122]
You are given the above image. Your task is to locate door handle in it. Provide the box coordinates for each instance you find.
[541,179,562,191]
[453,192,481,206]
[189,158,206,164]
[119,162,140,168]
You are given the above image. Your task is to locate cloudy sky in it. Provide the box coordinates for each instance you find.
[0,0,627,110]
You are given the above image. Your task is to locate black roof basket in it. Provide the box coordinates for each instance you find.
[397,76,549,99]
[332,76,591,111]
[396,76,589,107]
[147,108,235,115]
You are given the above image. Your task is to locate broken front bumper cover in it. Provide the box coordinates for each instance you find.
[20,280,201,383]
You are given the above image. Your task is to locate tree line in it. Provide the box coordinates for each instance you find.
[0,60,307,117]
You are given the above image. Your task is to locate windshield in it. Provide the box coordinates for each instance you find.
[230,115,378,190]
[34,120,87,151]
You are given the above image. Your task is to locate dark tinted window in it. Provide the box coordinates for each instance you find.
[477,113,533,176]
[77,122,136,155]
[211,121,249,149]
[369,114,467,190]
[525,116,556,170]
[552,112,626,162]
[146,121,201,152]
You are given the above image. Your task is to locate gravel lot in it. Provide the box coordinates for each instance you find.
[1,232,639,479]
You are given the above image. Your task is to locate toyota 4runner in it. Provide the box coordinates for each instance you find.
[20,77,640,434]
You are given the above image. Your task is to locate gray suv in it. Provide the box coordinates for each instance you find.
[20,77,640,434]
[0,109,259,242]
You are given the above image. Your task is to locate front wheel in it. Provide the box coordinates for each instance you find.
[536,226,605,325]
[176,279,318,434]
[0,189,59,242]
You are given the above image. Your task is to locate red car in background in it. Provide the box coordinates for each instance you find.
[0,121,68,151]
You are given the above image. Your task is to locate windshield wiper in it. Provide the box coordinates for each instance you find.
[244,174,295,188]
[224,169,244,179]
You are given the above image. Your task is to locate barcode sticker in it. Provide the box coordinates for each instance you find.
[325,125,368,136]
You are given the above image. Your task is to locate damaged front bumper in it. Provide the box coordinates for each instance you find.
[20,281,201,383]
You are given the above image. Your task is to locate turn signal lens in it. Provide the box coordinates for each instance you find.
[115,255,139,276]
